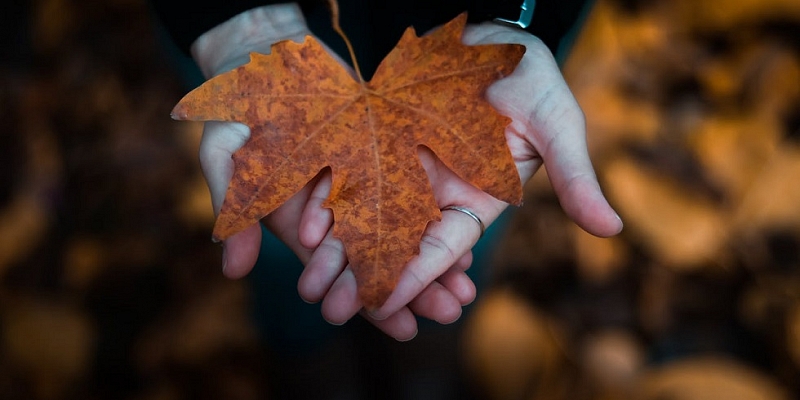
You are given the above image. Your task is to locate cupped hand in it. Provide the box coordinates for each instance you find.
[302,22,623,336]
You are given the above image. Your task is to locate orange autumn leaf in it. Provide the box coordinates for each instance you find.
[171,13,524,309]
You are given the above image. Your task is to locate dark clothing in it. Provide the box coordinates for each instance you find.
[153,0,590,76]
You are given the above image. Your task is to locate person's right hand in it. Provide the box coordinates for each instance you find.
[300,20,623,338]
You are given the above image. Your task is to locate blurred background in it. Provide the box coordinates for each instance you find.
[1,0,798,399]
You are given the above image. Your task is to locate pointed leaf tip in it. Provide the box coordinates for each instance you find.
[170,103,189,120]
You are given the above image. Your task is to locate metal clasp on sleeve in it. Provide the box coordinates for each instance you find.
[493,0,535,29]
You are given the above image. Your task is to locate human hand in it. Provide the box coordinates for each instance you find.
[191,3,313,279]
[309,21,623,336]
[191,3,477,340]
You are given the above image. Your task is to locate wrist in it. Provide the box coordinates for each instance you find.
[190,3,311,78]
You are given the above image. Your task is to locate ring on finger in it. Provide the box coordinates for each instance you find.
[441,205,485,238]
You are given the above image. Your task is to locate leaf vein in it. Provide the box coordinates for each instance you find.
[376,94,488,164]
[229,95,360,222]
[378,62,505,95]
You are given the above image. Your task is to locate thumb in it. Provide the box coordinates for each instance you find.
[482,35,622,237]
[199,121,263,276]
[199,121,250,215]
[524,85,623,238]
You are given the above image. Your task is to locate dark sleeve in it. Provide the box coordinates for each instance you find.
[151,0,318,55]
[465,0,593,56]
[152,0,590,60]
[526,0,592,56]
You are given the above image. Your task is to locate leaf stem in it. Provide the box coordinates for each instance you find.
[328,0,365,83]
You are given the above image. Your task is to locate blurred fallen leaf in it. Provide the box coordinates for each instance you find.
[689,115,780,205]
[581,329,645,395]
[462,289,567,400]
[573,225,629,283]
[1,298,94,400]
[732,143,800,234]
[63,236,107,290]
[786,303,800,369]
[135,282,258,369]
[604,157,728,268]
[637,356,790,400]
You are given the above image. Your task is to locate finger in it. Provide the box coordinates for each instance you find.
[298,168,334,249]
[320,267,362,325]
[453,250,473,271]
[258,185,313,263]
[359,308,418,342]
[362,147,500,319]
[548,163,623,238]
[199,121,264,276]
[407,281,464,324]
[297,230,347,303]
[369,210,482,320]
[321,250,471,323]
[481,38,622,237]
[516,84,622,237]
[417,147,509,224]
[221,223,262,279]
[440,251,478,305]
[505,73,621,237]
[320,263,464,329]
[436,264,476,306]
[199,121,251,215]
[322,258,474,324]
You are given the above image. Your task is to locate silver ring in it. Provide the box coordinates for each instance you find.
[441,205,485,238]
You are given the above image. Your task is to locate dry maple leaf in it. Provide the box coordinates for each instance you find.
[171,13,524,309]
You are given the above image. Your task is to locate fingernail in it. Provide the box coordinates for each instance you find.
[436,309,463,325]
[367,309,387,321]
[323,316,346,326]
[396,329,418,342]
[299,295,318,305]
